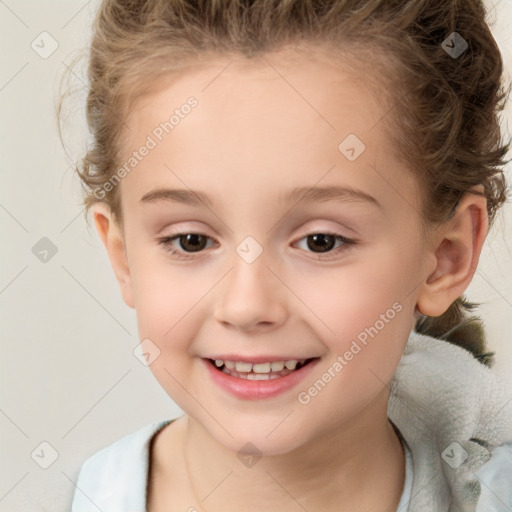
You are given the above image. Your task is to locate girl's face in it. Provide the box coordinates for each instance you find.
[109,48,433,455]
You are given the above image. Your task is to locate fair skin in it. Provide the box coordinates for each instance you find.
[92,47,488,512]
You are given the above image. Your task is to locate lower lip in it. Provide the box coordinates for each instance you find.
[203,358,320,400]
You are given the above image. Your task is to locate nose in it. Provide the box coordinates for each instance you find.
[213,249,288,332]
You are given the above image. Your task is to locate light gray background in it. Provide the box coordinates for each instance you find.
[1,1,511,510]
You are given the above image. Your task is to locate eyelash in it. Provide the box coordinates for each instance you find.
[157,231,356,261]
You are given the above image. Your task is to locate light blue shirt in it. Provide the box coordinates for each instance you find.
[70,418,512,511]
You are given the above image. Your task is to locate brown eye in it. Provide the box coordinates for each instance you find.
[158,232,216,260]
[306,233,337,253]
[176,233,209,252]
[294,231,355,260]
[158,230,355,262]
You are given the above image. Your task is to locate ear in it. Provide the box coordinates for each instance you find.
[416,185,488,317]
[92,203,135,309]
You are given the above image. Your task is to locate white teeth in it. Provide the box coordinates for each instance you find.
[235,361,253,372]
[271,361,285,371]
[223,368,282,380]
[252,362,271,373]
[213,358,307,373]
[247,373,273,380]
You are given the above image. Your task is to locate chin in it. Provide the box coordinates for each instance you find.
[212,422,310,458]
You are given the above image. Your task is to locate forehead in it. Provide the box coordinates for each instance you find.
[125,46,388,137]
[118,46,419,217]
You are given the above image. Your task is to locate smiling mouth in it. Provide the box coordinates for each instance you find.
[207,357,318,380]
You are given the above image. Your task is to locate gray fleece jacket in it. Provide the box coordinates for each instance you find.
[388,330,512,511]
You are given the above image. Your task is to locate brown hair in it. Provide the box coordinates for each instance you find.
[57,0,510,366]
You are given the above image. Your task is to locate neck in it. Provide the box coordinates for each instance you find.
[182,391,405,512]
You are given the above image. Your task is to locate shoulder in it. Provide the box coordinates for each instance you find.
[76,420,168,477]
[70,419,173,512]
[475,441,512,510]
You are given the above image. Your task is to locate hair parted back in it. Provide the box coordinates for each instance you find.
[58,0,510,366]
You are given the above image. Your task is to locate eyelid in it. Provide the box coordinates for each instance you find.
[158,224,356,245]
[294,224,356,241]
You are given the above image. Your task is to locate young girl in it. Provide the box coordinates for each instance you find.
[63,0,512,510]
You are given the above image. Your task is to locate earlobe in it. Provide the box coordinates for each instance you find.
[416,187,488,317]
[91,203,135,309]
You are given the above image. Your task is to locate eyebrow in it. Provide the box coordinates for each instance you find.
[139,185,381,209]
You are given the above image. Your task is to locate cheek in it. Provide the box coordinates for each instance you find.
[295,244,416,336]
[129,251,217,384]
[293,243,418,387]
[294,271,414,425]
[130,261,203,405]
[129,242,202,334]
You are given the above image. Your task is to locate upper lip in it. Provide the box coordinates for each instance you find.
[204,355,319,364]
